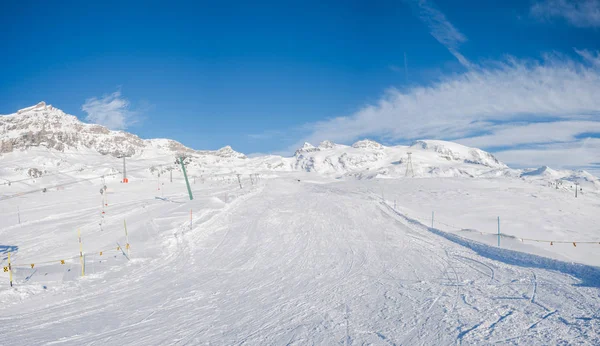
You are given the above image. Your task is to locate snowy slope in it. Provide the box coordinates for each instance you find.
[0,177,599,345]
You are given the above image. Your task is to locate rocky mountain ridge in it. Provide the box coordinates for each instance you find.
[0,102,245,159]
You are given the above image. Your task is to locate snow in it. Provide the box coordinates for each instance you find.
[0,174,599,344]
[1,103,600,344]
[352,139,384,150]
[521,166,558,177]
[411,140,507,168]
[318,140,339,149]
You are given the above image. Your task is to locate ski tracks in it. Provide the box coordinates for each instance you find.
[376,193,600,345]
[3,179,600,345]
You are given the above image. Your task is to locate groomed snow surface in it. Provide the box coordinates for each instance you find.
[1,172,599,345]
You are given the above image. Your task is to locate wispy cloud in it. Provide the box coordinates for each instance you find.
[82,90,137,130]
[495,138,600,172]
[457,121,600,149]
[296,51,600,171]
[531,0,600,28]
[575,48,600,67]
[407,0,472,68]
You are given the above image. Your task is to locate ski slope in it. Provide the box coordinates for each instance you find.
[1,177,599,345]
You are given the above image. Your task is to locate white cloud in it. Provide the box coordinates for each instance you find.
[297,52,600,170]
[457,121,600,148]
[407,0,472,68]
[575,49,600,68]
[495,138,600,171]
[531,0,600,28]
[82,91,137,130]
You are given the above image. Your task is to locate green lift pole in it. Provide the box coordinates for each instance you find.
[180,156,194,200]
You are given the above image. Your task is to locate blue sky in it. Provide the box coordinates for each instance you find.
[1,0,599,172]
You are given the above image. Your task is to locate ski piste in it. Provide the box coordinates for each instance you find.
[1,103,599,344]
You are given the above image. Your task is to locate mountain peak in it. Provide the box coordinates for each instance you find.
[17,101,54,114]
[318,140,337,149]
[1,104,146,156]
[215,145,246,159]
[294,142,320,156]
[351,139,383,150]
[1,103,254,159]
[521,166,557,177]
[7,102,75,124]
[411,140,506,168]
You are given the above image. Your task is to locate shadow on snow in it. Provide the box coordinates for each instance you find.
[0,245,19,262]
[385,203,600,288]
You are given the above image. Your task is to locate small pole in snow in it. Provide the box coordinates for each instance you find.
[236,174,242,189]
[575,183,578,198]
[432,211,434,228]
[170,170,173,183]
[17,206,20,225]
[497,216,500,247]
[78,228,85,277]
[394,200,396,210]
[100,188,105,214]
[8,252,13,287]
[124,219,130,258]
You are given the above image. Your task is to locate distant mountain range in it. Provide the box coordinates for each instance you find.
[0,102,598,192]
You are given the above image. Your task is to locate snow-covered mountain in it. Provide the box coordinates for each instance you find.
[519,165,600,192]
[290,138,509,179]
[0,103,597,191]
[0,102,245,159]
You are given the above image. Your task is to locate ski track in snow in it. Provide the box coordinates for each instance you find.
[0,178,599,345]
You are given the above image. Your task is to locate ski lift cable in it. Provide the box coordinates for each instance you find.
[0,154,180,186]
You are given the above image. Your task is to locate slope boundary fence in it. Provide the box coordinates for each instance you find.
[1,229,131,289]
[381,197,600,247]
